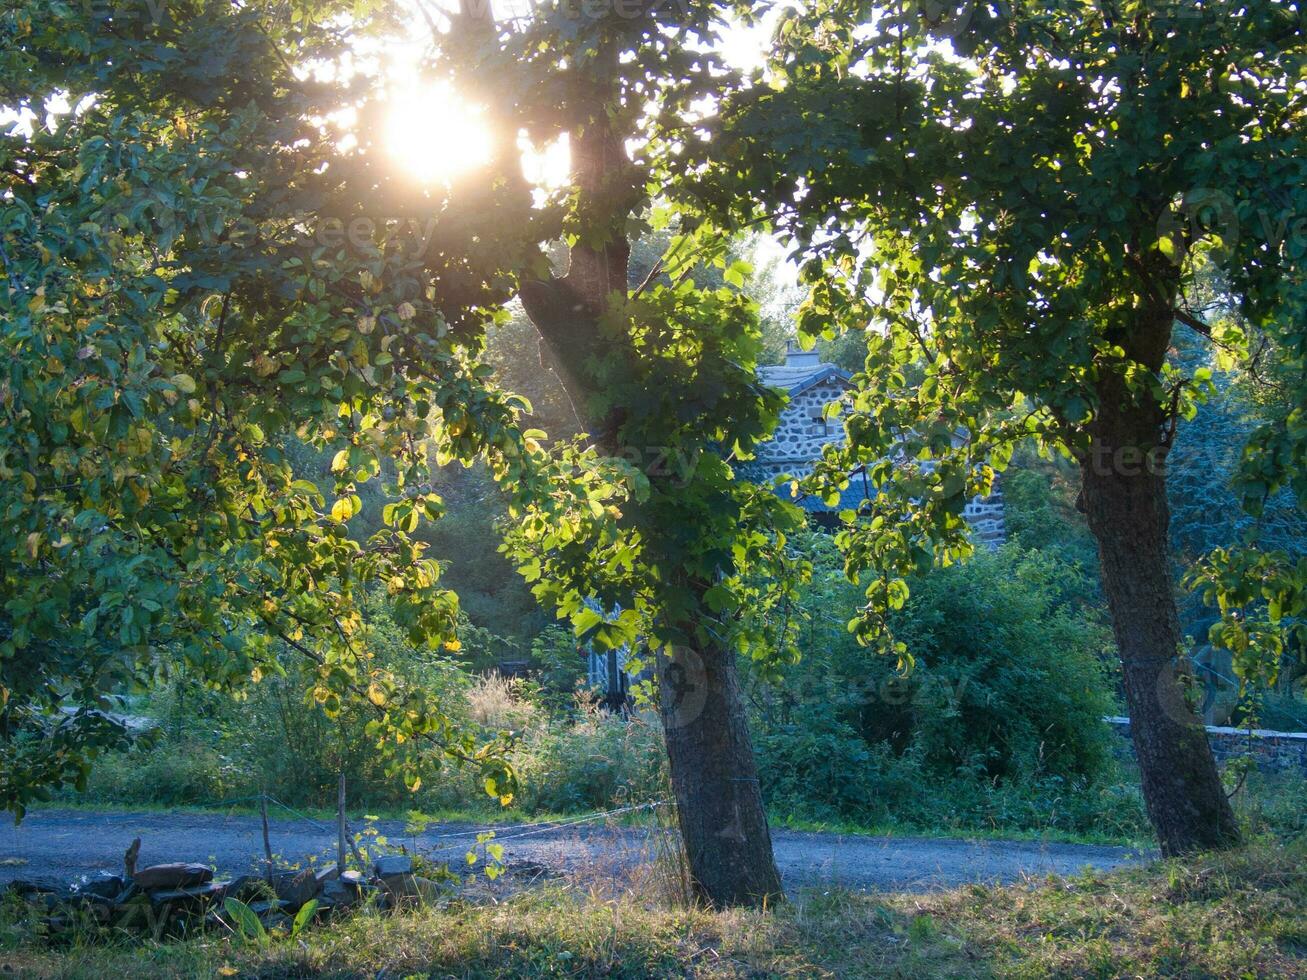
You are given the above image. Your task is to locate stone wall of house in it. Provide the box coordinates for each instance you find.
[1106,716,1307,774]
[758,378,849,464]
[964,487,1006,549]
[754,377,1006,546]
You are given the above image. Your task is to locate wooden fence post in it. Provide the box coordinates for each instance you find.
[260,791,274,883]
[337,772,347,872]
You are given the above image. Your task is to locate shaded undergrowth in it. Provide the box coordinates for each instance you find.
[2,841,1303,978]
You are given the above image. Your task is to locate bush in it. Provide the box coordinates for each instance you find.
[81,741,235,807]
[748,532,1127,835]
[748,716,882,818]
[529,625,589,717]
[892,547,1117,782]
[69,535,1136,840]
[76,647,667,820]
[73,592,478,811]
[515,706,667,813]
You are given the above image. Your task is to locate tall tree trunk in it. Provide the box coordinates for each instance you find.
[519,278,787,906]
[521,347,785,911]
[461,0,783,907]
[658,639,783,907]
[1080,385,1239,856]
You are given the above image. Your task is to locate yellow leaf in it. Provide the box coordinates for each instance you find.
[444,639,462,652]
[396,302,416,321]
[171,373,196,394]
[25,532,41,558]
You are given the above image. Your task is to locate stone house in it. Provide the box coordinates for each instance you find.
[585,345,1006,696]
[748,344,1006,546]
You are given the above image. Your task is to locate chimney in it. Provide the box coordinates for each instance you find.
[784,338,823,369]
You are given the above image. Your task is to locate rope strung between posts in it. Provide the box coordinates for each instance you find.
[160,794,673,857]
[430,798,670,839]
[264,795,334,834]
[184,794,266,810]
[417,799,673,853]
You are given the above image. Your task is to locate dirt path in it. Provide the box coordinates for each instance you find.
[0,808,1147,894]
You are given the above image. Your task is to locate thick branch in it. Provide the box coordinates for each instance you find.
[1174,307,1213,339]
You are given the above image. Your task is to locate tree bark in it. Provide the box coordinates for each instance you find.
[658,640,783,907]
[1079,378,1239,856]
[458,0,783,907]
[517,292,787,904]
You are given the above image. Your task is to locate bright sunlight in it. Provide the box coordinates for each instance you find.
[384,82,493,184]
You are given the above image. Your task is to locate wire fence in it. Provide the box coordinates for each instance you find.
[173,791,674,868]
[413,800,671,855]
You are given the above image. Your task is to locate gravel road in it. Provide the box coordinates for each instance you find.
[0,808,1147,894]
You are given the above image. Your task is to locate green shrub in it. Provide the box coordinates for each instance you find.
[529,625,589,717]
[515,708,667,813]
[81,742,235,807]
[892,546,1117,782]
[67,536,1145,840]
[748,532,1127,835]
[751,717,882,819]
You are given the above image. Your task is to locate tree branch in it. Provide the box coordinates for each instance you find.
[1174,307,1213,339]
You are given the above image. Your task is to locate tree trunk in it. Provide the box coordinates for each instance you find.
[1080,392,1239,856]
[462,0,782,908]
[658,639,783,906]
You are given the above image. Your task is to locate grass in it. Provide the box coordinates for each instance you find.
[768,812,1150,849]
[32,799,587,830]
[2,841,1303,978]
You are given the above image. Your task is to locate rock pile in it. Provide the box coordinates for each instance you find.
[2,838,450,940]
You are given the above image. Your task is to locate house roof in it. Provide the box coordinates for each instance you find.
[738,462,875,513]
[756,361,851,396]
[792,475,874,513]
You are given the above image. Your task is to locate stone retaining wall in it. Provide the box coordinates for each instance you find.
[1105,716,1307,774]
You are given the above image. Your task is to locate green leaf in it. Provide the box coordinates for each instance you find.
[223,897,267,945]
[290,898,318,938]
